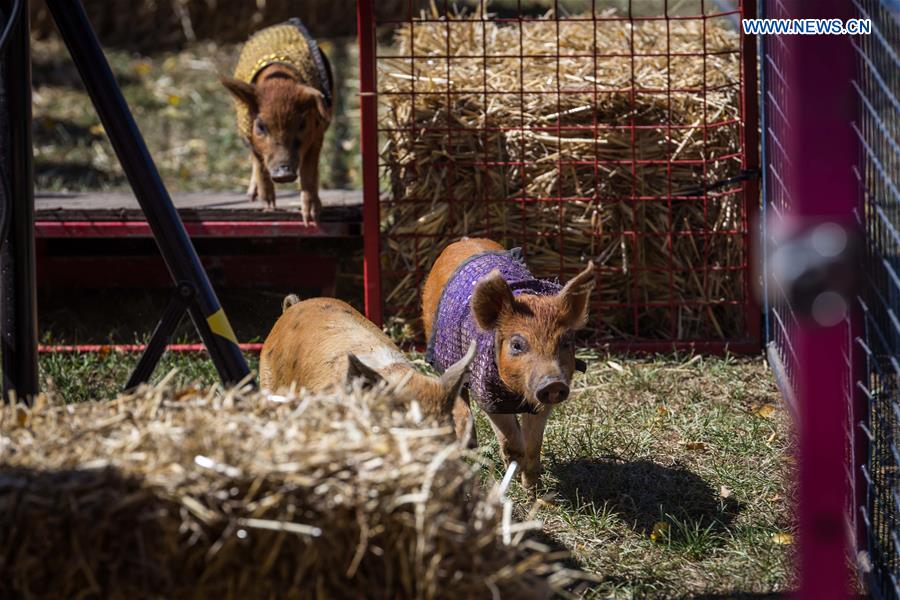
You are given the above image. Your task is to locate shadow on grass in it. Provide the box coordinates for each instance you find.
[551,457,743,539]
[32,53,139,89]
[32,117,101,147]
[522,527,583,572]
[35,161,124,190]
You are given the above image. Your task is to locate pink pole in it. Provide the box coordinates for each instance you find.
[781,1,859,598]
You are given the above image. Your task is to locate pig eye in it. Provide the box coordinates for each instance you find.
[254,119,268,136]
[508,335,529,356]
[560,336,575,352]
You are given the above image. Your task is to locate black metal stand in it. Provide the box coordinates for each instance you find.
[0,0,38,402]
[0,0,253,401]
[125,282,195,390]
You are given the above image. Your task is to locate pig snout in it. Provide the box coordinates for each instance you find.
[535,378,569,405]
[269,162,297,183]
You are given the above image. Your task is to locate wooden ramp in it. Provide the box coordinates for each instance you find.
[35,189,364,293]
[35,189,363,238]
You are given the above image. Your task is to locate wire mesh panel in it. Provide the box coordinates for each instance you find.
[359,0,760,350]
[852,0,900,596]
[760,0,798,405]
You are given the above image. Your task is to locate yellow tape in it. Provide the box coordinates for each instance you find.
[206,309,239,345]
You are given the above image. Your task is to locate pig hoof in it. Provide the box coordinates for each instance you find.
[521,471,543,491]
[300,194,322,227]
[300,208,318,227]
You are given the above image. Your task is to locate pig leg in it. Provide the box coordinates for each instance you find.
[486,413,525,474]
[246,154,260,201]
[258,165,276,212]
[299,140,323,226]
[520,407,553,490]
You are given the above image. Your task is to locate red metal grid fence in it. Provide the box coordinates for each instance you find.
[358,0,760,352]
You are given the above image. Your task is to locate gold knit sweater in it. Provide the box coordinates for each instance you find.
[232,21,330,140]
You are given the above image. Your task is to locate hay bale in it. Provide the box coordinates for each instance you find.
[0,381,577,598]
[378,10,745,343]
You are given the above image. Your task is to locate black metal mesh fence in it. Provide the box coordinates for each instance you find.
[853,1,900,596]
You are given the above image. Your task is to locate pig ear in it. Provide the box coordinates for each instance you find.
[346,353,384,389]
[220,76,258,114]
[282,294,300,313]
[471,269,514,331]
[311,88,331,123]
[557,261,596,329]
[440,340,476,403]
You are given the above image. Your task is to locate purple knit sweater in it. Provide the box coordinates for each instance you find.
[425,249,561,414]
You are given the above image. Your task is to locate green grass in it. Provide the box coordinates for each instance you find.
[39,349,794,598]
[39,347,259,402]
[468,351,794,598]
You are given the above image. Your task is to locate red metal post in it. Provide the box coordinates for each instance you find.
[357,0,383,327]
[784,2,858,598]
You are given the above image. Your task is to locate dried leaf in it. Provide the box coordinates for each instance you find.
[681,441,707,452]
[15,406,28,428]
[607,361,625,373]
[650,521,669,542]
[772,532,793,545]
[755,404,777,418]
[719,485,732,498]
[161,56,179,73]
[132,60,152,76]
[174,388,198,401]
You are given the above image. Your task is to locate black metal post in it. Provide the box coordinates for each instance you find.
[125,283,193,390]
[43,0,251,387]
[0,0,38,403]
